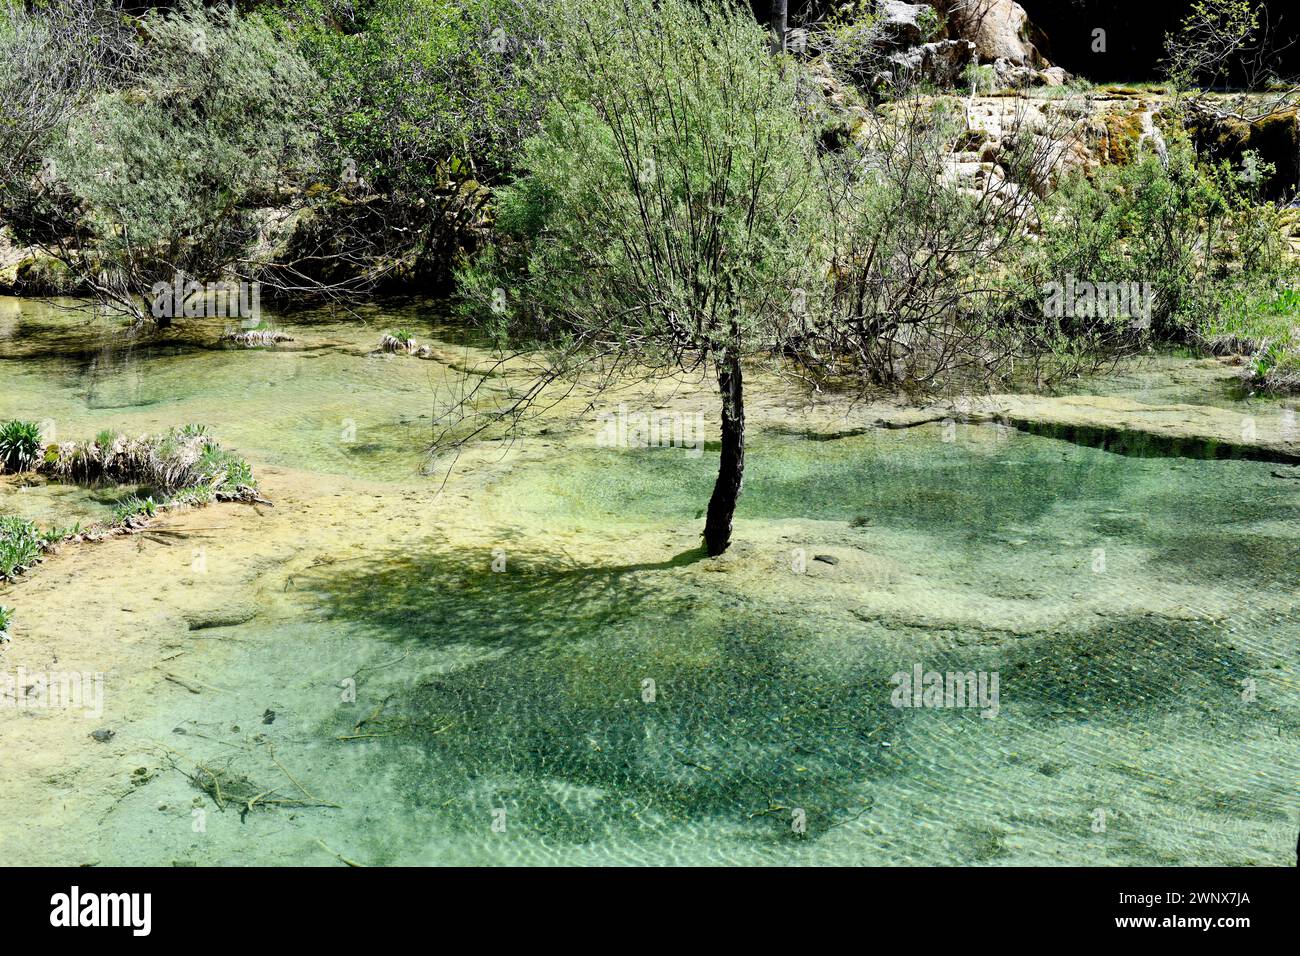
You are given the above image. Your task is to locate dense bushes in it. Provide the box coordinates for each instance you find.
[458,2,1290,392]
[1,0,551,307]
[1030,135,1288,339]
[1,1,323,321]
[0,0,1294,391]
[255,0,547,289]
[260,0,541,189]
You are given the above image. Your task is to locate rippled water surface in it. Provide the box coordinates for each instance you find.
[1,297,1295,865]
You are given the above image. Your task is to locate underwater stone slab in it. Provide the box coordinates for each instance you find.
[778,392,1300,464]
[961,394,1300,463]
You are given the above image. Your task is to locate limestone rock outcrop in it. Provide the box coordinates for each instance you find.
[936,0,1043,67]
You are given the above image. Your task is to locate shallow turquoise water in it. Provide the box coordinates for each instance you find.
[294,433,1296,863]
[1,297,1296,866]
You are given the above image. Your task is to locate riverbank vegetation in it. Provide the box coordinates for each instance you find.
[1,0,1298,552]
[0,2,1292,349]
[0,420,262,600]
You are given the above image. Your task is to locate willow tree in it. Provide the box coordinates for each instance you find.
[457,0,824,556]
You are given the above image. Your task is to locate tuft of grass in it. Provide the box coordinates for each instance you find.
[94,429,121,451]
[1202,285,1300,392]
[0,420,44,473]
[195,444,256,493]
[0,604,11,639]
[112,495,159,525]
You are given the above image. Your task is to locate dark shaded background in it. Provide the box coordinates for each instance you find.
[754,0,1300,81]
[1020,0,1299,80]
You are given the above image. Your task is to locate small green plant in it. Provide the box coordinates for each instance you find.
[0,605,12,640]
[962,62,996,94]
[0,515,43,579]
[112,495,159,524]
[916,5,944,43]
[391,329,414,342]
[40,522,83,545]
[176,424,210,438]
[93,429,120,449]
[222,458,255,490]
[0,420,43,473]
[196,445,256,493]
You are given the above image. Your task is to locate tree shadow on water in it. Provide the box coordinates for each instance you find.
[310,544,904,848]
[311,544,711,651]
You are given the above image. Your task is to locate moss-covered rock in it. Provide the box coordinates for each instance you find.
[1101,108,1146,166]
[11,252,86,296]
[0,226,29,295]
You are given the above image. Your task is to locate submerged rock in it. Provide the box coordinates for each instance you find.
[184,605,257,631]
[957,394,1300,464]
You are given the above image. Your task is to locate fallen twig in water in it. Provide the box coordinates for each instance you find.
[315,839,364,867]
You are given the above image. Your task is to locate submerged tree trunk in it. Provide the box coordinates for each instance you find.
[703,349,745,557]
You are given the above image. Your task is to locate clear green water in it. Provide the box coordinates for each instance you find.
[1,296,1296,866]
[0,295,481,481]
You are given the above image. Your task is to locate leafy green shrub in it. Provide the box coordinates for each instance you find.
[1028,134,1290,341]
[459,0,823,353]
[0,419,43,473]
